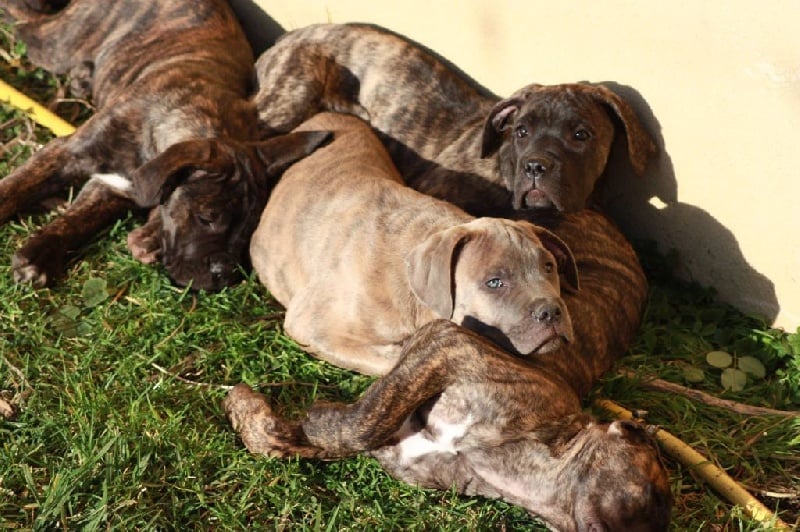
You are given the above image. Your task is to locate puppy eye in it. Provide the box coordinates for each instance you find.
[515,125,529,138]
[485,278,504,289]
[544,261,555,274]
[573,129,590,141]
[196,213,216,226]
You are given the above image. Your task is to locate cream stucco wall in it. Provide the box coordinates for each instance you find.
[233,0,800,329]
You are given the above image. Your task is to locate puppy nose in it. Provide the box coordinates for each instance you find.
[525,158,550,179]
[533,302,562,325]
[208,254,237,281]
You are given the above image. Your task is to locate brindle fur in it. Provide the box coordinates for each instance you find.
[224,320,671,531]
[254,23,657,217]
[251,113,578,375]
[252,22,649,396]
[0,0,330,290]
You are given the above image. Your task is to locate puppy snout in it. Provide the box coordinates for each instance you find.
[533,301,562,325]
[525,158,551,180]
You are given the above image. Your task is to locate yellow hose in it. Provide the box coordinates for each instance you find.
[0,79,76,136]
[595,398,791,530]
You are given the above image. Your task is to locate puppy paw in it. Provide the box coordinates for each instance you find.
[11,234,66,287]
[223,383,324,459]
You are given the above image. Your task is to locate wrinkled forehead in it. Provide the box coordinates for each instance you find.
[520,90,610,123]
[460,222,552,264]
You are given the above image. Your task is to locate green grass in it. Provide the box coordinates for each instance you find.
[1,23,799,531]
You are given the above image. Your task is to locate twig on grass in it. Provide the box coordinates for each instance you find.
[595,398,792,530]
[149,360,232,390]
[146,359,336,393]
[619,369,799,417]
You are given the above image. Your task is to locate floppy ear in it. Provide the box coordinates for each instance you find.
[586,84,657,176]
[253,130,333,176]
[532,225,580,293]
[480,97,523,158]
[130,139,216,207]
[405,225,471,318]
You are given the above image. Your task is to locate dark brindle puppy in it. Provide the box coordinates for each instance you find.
[0,0,330,290]
[254,23,657,217]
[224,320,671,531]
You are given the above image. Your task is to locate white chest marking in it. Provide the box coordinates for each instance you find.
[395,415,473,462]
[91,173,133,195]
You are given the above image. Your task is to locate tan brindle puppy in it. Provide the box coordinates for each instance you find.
[250,113,579,375]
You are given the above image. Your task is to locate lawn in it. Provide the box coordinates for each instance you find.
[1,21,799,531]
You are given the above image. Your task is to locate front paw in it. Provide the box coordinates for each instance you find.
[223,383,318,458]
[11,234,66,287]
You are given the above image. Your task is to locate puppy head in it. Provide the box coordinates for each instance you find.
[127,131,331,291]
[406,218,578,356]
[481,83,656,213]
[570,421,672,532]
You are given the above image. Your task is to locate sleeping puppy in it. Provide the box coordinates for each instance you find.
[224,320,672,531]
[0,0,329,290]
[250,113,579,375]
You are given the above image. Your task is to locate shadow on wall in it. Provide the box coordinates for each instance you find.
[225,5,780,323]
[229,0,285,55]
[599,82,778,322]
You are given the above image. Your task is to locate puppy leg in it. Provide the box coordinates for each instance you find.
[12,177,137,286]
[282,289,399,375]
[224,320,496,458]
[0,137,80,223]
[255,47,368,136]
[2,0,102,74]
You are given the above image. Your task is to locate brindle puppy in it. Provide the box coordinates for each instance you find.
[224,320,672,532]
[0,0,329,290]
[254,23,657,217]
[252,113,578,375]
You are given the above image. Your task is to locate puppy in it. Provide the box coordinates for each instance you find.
[250,113,579,375]
[0,0,329,290]
[254,23,657,217]
[224,320,672,531]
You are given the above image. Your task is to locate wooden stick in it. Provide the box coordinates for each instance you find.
[595,398,791,530]
[618,369,799,417]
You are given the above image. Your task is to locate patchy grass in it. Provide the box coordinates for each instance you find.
[1,21,798,531]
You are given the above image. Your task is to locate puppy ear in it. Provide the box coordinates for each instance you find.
[532,225,580,292]
[253,130,333,176]
[586,84,657,176]
[480,98,522,158]
[131,139,216,207]
[405,226,470,318]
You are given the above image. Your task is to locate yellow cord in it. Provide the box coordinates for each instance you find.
[595,398,791,530]
[0,79,76,136]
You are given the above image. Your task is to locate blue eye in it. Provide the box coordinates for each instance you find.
[486,278,504,289]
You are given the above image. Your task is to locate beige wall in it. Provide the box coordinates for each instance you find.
[235,0,800,329]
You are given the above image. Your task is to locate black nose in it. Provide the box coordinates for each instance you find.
[525,158,549,180]
[207,254,239,286]
[534,303,562,325]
